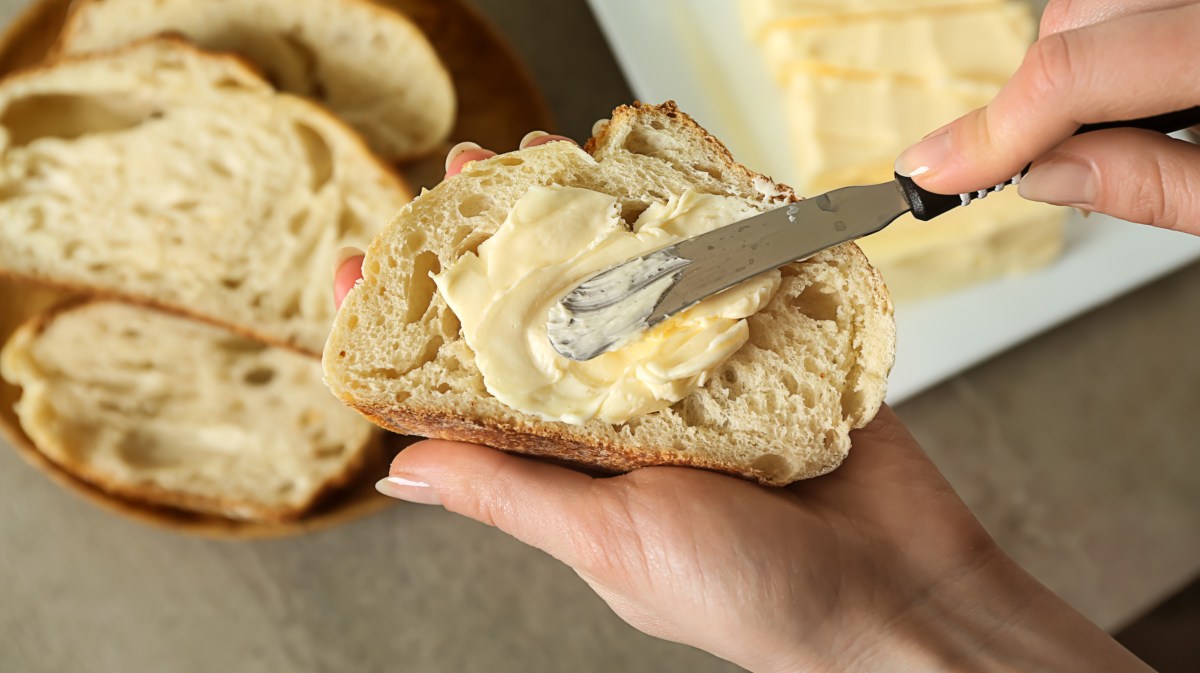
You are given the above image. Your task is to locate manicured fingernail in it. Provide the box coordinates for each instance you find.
[445,141,482,172]
[375,476,442,506]
[895,130,952,178]
[519,130,549,149]
[592,119,610,136]
[332,246,364,277]
[1018,155,1098,206]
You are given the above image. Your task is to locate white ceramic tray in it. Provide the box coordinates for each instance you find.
[586,0,1200,402]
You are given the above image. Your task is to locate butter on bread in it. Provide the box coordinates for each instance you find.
[0,301,377,523]
[0,38,410,355]
[54,0,455,161]
[324,102,895,485]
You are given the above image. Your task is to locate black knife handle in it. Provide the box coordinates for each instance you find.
[897,106,1200,222]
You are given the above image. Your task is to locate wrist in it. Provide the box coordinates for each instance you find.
[815,548,1154,673]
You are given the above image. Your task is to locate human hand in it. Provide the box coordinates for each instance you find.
[894,0,1200,235]
[335,136,1151,672]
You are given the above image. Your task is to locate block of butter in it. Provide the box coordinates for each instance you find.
[784,71,996,193]
[760,3,1033,84]
[743,0,1006,38]
[855,190,1067,301]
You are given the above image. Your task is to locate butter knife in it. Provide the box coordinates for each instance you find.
[548,107,1200,361]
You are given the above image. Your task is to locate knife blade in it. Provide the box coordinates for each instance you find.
[546,180,912,362]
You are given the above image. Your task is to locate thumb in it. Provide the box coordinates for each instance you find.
[376,440,606,566]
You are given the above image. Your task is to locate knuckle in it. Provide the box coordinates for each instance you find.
[1024,32,1079,101]
[1038,0,1073,36]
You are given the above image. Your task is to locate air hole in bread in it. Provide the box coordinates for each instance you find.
[0,181,27,202]
[213,76,251,90]
[314,444,345,459]
[691,163,722,180]
[433,382,451,394]
[619,201,649,229]
[401,231,426,253]
[280,32,322,97]
[243,367,276,385]
[87,262,109,273]
[750,454,790,481]
[281,296,301,319]
[220,277,244,290]
[395,391,411,403]
[371,367,402,379]
[621,127,664,156]
[840,388,864,423]
[346,314,359,330]
[792,282,839,323]
[117,436,182,469]
[294,122,334,191]
[216,338,267,354]
[457,193,492,218]
[496,157,524,167]
[455,231,490,257]
[417,335,445,368]
[721,369,738,387]
[63,241,81,260]
[403,251,441,323]
[0,93,159,148]
[173,199,200,213]
[336,208,361,239]
[287,211,307,235]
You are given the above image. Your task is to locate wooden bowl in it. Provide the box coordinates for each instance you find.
[0,0,552,537]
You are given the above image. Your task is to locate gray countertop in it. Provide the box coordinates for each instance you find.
[2,1,1198,671]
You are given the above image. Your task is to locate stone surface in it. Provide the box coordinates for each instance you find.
[1,0,1198,671]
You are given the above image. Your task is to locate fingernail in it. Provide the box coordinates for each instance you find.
[895,130,953,178]
[375,476,442,506]
[1018,155,1098,206]
[332,246,364,277]
[519,130,549,149]
[592,119,610,137]
[445,141,482,173]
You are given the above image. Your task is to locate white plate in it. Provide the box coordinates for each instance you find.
[586,0,1200,402]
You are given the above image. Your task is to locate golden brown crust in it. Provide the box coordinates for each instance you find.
[354,402,816,485]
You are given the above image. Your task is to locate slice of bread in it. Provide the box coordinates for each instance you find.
[0,300,377,522]
[0,38,411,355]
[323,102,895,485]
[54,0,455,161]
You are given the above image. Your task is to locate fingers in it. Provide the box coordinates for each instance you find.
[1018,129,1200,234]
[332,246,364,309]
[444,141,495,178]
[377,440,604,565]
[896,3,1200,195]
[444,131,577,179]
[1040,0,1194,35]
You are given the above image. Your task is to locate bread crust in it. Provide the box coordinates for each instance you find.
[329,101,896,485]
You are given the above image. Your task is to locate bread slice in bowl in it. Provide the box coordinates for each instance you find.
[324,102,895,485]
[54,0,455,161]
[0,37,411,355]
[1,300,378,522]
